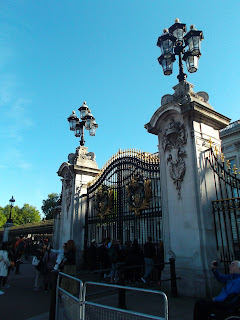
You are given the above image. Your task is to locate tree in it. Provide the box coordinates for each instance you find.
[0,204,41,227]
[0,207,7,227]
[41,193,60,220]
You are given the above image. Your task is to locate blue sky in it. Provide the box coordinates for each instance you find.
[0,1,239,216]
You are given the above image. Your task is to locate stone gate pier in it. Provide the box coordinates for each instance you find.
[54,146,100,264]
[145,81,230,297]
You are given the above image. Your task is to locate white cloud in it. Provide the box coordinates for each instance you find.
[17,162,32,170]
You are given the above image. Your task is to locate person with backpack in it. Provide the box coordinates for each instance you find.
[14,236,25,274]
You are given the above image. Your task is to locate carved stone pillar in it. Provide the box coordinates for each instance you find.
[145,81,230,297]
[57,146,100,264]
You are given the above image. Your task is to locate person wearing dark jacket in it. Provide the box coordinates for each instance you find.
[141,236,156,283]
[87,239,97,270]
[126,239,144,282]
[60,240,77,295]
[193,260,240,320]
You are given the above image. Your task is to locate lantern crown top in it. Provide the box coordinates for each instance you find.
[9,196,15,204]
[175,18,180,23]
[163,28,168,34]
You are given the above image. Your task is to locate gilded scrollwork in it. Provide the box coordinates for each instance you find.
[95,185,114,220]
[126,173,152,216]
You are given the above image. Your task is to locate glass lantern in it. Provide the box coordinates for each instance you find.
[84,113,95,130]
[157,29,176,59]
[89,121,98,136]
[9,196,15,206]
[183,52,199,73]
[75,122,83,137]
[158,55,175,75]
[169,18,186,43]
[184,25,204,56]
[78,102,90,120]
[67,111,79,131]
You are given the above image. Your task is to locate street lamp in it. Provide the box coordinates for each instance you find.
[157,19,204,82]
[3,196,15,242]
[7,196,15,224]
[67,102,98,146]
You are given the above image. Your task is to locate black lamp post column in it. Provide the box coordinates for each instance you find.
[3,196,15,242]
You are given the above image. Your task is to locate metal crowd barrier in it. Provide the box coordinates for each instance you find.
[55,272,83,320]
[55,274,168,320]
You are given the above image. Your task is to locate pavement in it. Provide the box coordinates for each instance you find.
[0,257,198,320]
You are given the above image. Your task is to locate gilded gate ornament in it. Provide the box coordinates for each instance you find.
[126,173,152,216]
[95,185,114,220]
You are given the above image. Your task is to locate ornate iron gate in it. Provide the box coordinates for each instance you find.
[205,147,240,271]
[85,149,161,250]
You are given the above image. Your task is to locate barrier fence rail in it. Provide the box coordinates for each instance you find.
[54,273,169,320]
[76,258,179,297]
[83,281,168,320]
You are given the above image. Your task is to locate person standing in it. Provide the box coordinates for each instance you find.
[141,236,156,283]
[60,240,77,295]
[0,242,10,295]
[87,239,97,270]
[42,245,57,292]
[14,235,25,274]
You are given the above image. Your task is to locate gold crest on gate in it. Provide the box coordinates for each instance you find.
[126,174,152,216]
[95,185,114,220]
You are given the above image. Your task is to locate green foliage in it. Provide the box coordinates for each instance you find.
[0,204,41,228]
[41,193,60,220]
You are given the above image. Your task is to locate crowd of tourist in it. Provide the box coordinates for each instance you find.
[0,234,164,297]
[85,236,165,284]
[0,236,77,296]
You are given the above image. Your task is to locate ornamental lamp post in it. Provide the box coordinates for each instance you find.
[157,19,204,82]
[67,101,98,146]
[3,196,15,242]
[7,196,15,224]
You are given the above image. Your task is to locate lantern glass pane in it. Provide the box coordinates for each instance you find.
[75,126,82,138]
[161,39,173,58]
[173,28,184,41]
[69,119,76,131]
[188,36,200,55]
[186,55,199,73]
[80,109,88,119]
[85,118,92,130]
[89,126,97,136]
[161,58,173,75]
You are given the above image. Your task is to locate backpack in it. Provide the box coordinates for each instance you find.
[17,241,25,253]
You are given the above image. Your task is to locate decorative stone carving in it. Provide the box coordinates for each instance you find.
[63,169,73,215]
[197,91,209,103]
[159,81,212,108]
[76,146,96,161]
[68,153,76,164]
[161,94,174,106]
[163,118,188,199]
